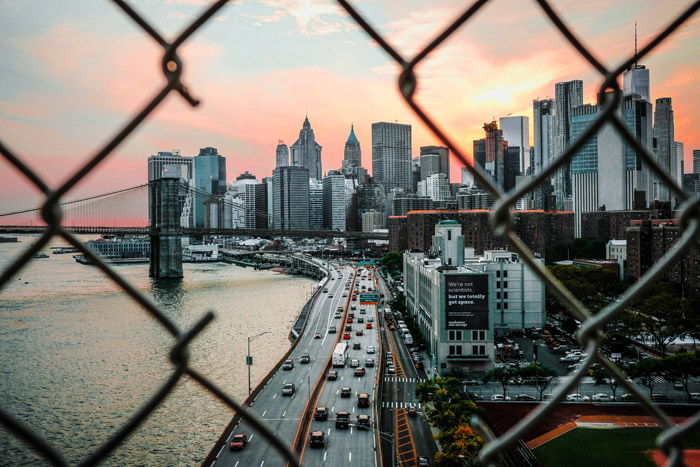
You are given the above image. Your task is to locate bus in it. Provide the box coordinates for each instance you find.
[332,342,349,367]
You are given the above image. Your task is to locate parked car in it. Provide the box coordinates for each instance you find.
[491,394,511,401]
[591,393,613,402]
[467,392,484,401]
[418,457,430,467]
[514,394,537,401]
[651,393,672,403]
[464,379,480,386]
[229,434,248,450]
[282,359,294,370]
[619,393,636,402]
[282,383,296,396]
[565,393,590,402]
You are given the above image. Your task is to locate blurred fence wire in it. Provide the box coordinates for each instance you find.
[1,0,699,466]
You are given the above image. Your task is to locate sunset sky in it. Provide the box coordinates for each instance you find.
[1,0,699,213]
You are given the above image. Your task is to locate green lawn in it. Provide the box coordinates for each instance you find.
[534,427,700,467]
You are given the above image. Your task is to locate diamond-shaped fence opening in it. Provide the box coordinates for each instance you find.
[1,0,699,465]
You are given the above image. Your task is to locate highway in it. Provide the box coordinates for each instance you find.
[212,263,356,466]
[300,267,381,466]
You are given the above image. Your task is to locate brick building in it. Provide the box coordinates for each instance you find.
[388,216,408,251]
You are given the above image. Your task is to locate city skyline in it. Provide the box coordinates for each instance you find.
[1,0,699,214]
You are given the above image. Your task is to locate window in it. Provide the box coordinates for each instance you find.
[447,230,452,241]
[503,302,509,309]
[448,330,462,341]
[496,281,501,288]
[496,292,501,299]
[449,345,463,355]
[503,270,508,278]
[496,271,500,278]
[503,291,508,299]
[496,302,501,309]
[472,330,485,341]
[473,345,486,355]
[503,281,508,288]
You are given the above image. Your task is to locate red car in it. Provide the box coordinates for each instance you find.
[230,434,248,450]
[366,323,373,329]
[347,317,353,323]
[343,333,351,339]
[354,367,366,377]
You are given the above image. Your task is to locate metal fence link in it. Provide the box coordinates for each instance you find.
[1,0,699,465]
[335,0,700,465]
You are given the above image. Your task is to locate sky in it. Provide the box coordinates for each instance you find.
[1,0,699,213]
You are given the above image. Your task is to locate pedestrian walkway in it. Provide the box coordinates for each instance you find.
[384,377,426,383]
[381,401,422,408]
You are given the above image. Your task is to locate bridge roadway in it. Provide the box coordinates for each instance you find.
[212,264,356,466]
[300,268,381,467]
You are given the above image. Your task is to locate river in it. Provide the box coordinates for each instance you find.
[0,235,314,465]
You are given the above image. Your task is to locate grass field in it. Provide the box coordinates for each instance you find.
[534,427,700,467]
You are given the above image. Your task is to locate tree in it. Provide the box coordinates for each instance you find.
[482,366,520,398]
[389,291,406,316]
[380,251,403,275]
[519,362,557,400]
[434,425,482,467]
[590,363,627,399]
[658,352,700,401]
[628,358,663,397]
[547,264,623,314]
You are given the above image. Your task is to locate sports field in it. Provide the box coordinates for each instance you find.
[534,427,700,467]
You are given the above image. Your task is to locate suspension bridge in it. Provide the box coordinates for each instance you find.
[0,180,387,277]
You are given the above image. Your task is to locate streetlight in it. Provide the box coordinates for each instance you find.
[247,331,271,395]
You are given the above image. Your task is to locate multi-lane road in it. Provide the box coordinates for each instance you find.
[300,268,382,466]
[212,263,354,466]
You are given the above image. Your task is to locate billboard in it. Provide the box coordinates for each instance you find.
[444,274,488,329]
[359,293,380,305]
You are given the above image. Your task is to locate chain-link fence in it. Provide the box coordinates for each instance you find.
[1,0,699,465]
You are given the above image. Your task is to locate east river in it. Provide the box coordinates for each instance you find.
[0,235,314,465]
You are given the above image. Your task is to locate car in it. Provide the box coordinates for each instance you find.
[351,305,356,310]
[464,379,480,386]
[327,370,338,380]
[337,306,344,312]
[350,359,360,367]
[354,367,366,377]
[367,317,374,322]
[329,326,337,333]
[360,309,366,314]
[342,293,348,297]
[619,393,636,402]
[358,317,364,323]
[514,394,537,401]
[407,406,418,417]
[309,430,326,448]
[591,393,614,402]
[343,333,351,339]
[490,394,512,401]
[467,392,485,401]
[357,393,370,407]
[314,406,329,421]
[282,359,294,370]
[340,387,352,398]
[282,383,296,396]
[300,354,310,364]
[357,414,370,430]
[334,313,342,319]
[347,318,354,323]
[365,358,375,367]
[674,382,684,390]
[565,393,590,402]
[418,457,430,467]
[328,294,334,298]
[346,324,353,331]
[560,355,583,363]
[336,411,351,429]
[690,393,700,402]
[313,333,322,339]
[387,365,396,374]
[230,433,248,450]
[366,346,375,354]
[353,342,361,350]
[356,329,364,336]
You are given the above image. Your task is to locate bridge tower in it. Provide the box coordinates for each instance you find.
[149,176,183,278]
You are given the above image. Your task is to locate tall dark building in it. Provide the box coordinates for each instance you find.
[272,166,310,230]
[554,80,584,209]
[291,116,323,180]
[342,125,361,169]
[504,146,521,192]
[372,122,412,192]
[193,147,226,228]
[653,97,675,202]
[276,141,289,167]
[419,146,450,182]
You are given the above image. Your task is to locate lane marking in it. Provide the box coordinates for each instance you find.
[262,410,267,417]
[260,461,264,467]
[272,394,277,400]
[249,434,255,441]
[282,411,286,417]
[349,452,352,462]
[234,462,239,467]
[323,451,327,461]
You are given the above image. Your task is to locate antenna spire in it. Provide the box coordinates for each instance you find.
[634,22,638,67]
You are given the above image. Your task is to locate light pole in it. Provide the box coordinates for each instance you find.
[247,331,270,395]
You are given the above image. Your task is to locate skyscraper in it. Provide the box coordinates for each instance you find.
[309,179,323,229]
[290,116,323,180]
[533,99,556,209]
[480,121,506,189]
[276,141,289,167]
[272,166,310,230]
[193,147,226,228]
[148,150,192,182]
[674,142,684,186]
[653,97,675,201]
[554,80,584,210]
[694,149,700,174]
[323,170,347,231]
[623,24,650,102]
[372,122,412,192]
[499,116,529,175]
[419,146,450,182]
[342,125,361,169]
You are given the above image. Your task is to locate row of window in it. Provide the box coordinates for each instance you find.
[448,330,486,341]
[495,270,508,278]
[448,344,486,356]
